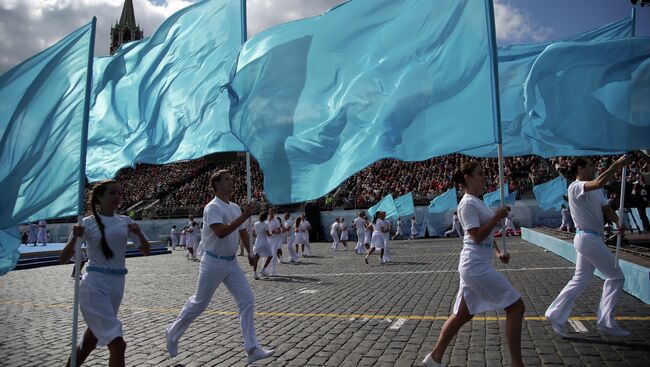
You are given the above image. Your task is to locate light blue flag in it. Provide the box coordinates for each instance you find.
[0,21,94,274]
[394,193,415,218]
[533,176,568,211]
[483,185,510,208]
[462,17,632,158]
[87,0,244,181]
[523,38,650,153]
[428,188,458,214]
[368,194,398,220]
[490,190,517,208]
[227,0,496,204]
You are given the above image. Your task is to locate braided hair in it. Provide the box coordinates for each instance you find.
[91,180,117,259]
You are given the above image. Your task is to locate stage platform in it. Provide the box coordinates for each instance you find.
[522,227,650,304]
[14,242,171,270]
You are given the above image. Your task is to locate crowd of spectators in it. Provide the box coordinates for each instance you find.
[87,151,649,218]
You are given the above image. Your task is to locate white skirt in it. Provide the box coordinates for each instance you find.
[340,230,348,241]
[371,232,385,249]
[364,231,372,244]
[79,272,125,346]
[186,236,198,249]
[453,246,521,315]
[294,232,304,245]
[254,237,274,257]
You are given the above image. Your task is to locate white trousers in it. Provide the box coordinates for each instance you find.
[167,255,258,350]
[330,231,339,250]
[545,232,625,329]
[304,234,312,256]
[270,237,281,274]
[354,231,365,254]
[286,235,298,261]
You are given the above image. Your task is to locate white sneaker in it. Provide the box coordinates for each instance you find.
[422,353,445,367]
[260,268,269,277]
[165,327,178,357]
[247,346,275,364]
[253,272,260,280]
[597,325,631,337]
[546,317,567,338]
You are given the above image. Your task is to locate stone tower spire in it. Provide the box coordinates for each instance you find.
[110,0,144,55]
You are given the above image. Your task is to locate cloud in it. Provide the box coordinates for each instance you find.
[0,0,550,74]
[494,0,552,44]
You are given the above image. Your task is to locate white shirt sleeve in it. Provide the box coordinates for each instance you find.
[206,204,224,226]
[573,181,587,200]
[458,201,480,231]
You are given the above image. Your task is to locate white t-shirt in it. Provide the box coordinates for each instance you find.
[373,219,385,235]
[201,197,246,256]
[72,214,142,269]
[568,180,608,233]
[330,222,339,234]
[253,221,270,238]
[561,208,571,222]
[458,193,495,246]
[353,217,366,233]
[267,217,281,238]
[38,220,47,230]
[284,218,295,238]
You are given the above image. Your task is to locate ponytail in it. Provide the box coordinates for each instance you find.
[91,180,116,259]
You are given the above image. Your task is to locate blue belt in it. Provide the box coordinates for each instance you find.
[205,251,236,261]
[576,229,603,237]
[466,242,493,249]
[86,266,128,275]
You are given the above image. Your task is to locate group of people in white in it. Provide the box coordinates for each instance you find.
[56,153,633,366]
[20,220,49,246]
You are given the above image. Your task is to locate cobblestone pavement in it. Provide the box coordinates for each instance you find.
[1,237,649,366]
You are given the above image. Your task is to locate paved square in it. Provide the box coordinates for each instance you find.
[1,237,649,366]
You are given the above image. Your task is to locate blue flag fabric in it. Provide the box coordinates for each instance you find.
[462,17,632,158]
[523,38,650,153]
[483,186,510,208]
[394,193,415,218]
[227,0,496,204]
[86,0,244,181]
[0,21,94,275]
[368,194,398,220]
[428,188,458,214]
[490,190,517,208]
[533,176,568,211]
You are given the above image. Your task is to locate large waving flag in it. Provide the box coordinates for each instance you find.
[368,194,398,220]
[0,21,95,275]
[394,193,415,218]
[533,176,568,211]
[87,0,244,181]
[428,188,458,214]
[490,190,517,208]
[227,0,497,204]
[483,185,509,208]
[462,17,632,158]
[523,38,650,153]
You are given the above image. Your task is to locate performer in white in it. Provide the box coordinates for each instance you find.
[444,211,463,238]
[423,161,524,367]
[185,222,199,261]
[546,156,630,337]
[392,216,403,240]
[179,228,187,249]
[267,208,282,276]
[165,170,274,363]
[339,218,349,250]
[409,216,418,240]
[170,225,178,250]
[294,216,305,257]
[382,213,393,262]
[301,215,313,257]
[364,212,389,265]
[330,218,341,251]
[283,213,298,262]
[37,220,48,246]
[252,211,273,279]
[353,212,366,255]
[558,204,574,232]
[28,222,37,246]
[59,179,149,367]
[363,217,372,250]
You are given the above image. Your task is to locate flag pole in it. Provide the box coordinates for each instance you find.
[484,0,507,254]
[71,16,96,367]
[614,165,627,269]
[241,0,252,212]
[631,6,637,37]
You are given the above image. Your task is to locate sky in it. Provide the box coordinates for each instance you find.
[0,0,648,74]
